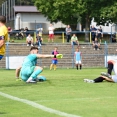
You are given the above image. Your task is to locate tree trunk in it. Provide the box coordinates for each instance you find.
[70,24,77,31]
[84,15,90,42]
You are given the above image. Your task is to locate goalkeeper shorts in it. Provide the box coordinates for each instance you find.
[20,66,35,81]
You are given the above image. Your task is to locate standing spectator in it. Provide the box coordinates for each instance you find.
[97,26,103,42]
[0,16,8,60]
[111,34,116,43]
[74,48,82,70]
[36,34,43,48]
[8,26,12,42]
[24,27,29,37]
[48,24,54,42]
[93,37,100,50]
[26,34,33,46]
[36,27,43,37]
[71,34,79,46]
[90,25,97,42]
[66,25,72,42]
[50,47,59,71]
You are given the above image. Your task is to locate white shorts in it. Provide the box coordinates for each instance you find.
[111,63,117,82]
[75,60,81,64]
[112,75,117,83]
[113,63,117,75]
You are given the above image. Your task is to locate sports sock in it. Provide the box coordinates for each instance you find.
[50,64,53,70]
[54,64,57,70]
[107,63,113,75]
[30,69,43,80]
[80,65,82,69]
[94,77,105,83]
[76,64,78,70]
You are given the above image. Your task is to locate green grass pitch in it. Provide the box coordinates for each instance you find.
[0,68,117,117]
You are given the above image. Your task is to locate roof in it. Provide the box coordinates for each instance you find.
[14,6,40,13]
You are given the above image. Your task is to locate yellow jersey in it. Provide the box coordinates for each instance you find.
[0,25,8,55]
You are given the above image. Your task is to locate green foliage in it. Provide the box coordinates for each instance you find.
[34,0,117,30]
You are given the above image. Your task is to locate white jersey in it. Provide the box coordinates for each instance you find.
[26,36,33,41]
[48,26,54,34]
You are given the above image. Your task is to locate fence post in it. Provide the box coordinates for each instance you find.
[116,32,117,41]
[104,41,108,67]
[6,42,9,69]
[62,32,64,43]
[34,32,36,43]
[90,32,91,44]
[39,46,42,66]
[72,44,74,68]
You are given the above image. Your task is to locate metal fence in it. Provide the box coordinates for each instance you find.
[3,41,110,69]
[1,29,116,69]
[8,30,117,44]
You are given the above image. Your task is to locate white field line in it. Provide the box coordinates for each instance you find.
[35,97,116,102]
[0,91,81,117]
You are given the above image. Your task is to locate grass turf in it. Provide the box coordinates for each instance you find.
[0,68,117,117]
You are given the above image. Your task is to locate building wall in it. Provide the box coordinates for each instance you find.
[15,12,66,32]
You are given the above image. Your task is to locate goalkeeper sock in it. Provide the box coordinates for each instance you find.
[50,64,53,70]
[30,69,43,80]
[76,64,78,70]
[54,64,57,70]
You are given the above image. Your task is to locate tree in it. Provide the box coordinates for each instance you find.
[34,0,117,41]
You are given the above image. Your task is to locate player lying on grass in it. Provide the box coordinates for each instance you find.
[84,60,117,83]
[15,46,63,83]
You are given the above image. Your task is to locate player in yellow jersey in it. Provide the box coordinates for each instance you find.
[0,16,8,60]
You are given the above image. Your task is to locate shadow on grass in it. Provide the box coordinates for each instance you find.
[0,79,54,88]
[0,112,7,114]
[0,82,38,88]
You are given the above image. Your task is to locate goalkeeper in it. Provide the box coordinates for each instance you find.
[17,47,63,83]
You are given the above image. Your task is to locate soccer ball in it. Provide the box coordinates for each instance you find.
[37,75,46,82]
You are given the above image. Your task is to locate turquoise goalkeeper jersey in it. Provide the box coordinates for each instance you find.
[20,54,37,81]
[22,54,37,68]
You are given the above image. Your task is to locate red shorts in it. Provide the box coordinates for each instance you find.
[49,34,54,39]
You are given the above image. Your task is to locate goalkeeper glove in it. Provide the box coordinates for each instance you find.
[54,54,63,59]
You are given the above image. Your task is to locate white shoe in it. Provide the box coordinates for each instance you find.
[26,77,35,83]
[31,44,33,46]
[26,80,37,83]
[27,44,29,46]
[84,79,89,82]
[97,48,99,50]
[94,48,95,50]
[84,79,94,83]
